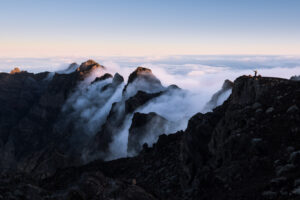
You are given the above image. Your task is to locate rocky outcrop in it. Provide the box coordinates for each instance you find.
[127,67,160,85]
[203,79,233,111]
[77,59,105,75]
[59,62,79,74]
[123,67,163,96]
[125,91,163,113]
[181,75,300,199]
[100,73,124,92]
[10,67,22,74]
[0,71,50,167]
[112,72,124,84]
[128,112,172,155]
[0,60,104,174]
[91,73,113,84]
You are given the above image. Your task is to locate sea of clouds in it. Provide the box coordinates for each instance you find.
[1,55,300,160]
[1,55,300,88]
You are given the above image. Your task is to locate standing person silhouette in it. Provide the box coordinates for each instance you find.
[254,70,258,77]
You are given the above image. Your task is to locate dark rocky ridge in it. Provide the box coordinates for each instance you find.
[123,66,164,96]
[0,61,299,200]
[0,60,104,174]
[0,71,49,145]
[76,59,105,75]
[181,76,300,199]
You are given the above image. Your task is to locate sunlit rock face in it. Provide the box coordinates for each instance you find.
[77,59,105,72]
[123,66,164,98]
[9,67,22,74]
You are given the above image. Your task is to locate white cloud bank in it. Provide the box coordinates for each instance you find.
[2,55,300,160]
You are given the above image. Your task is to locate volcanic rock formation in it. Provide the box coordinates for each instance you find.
[0,61,299,200]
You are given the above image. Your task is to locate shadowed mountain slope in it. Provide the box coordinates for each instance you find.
[0,62,299,200]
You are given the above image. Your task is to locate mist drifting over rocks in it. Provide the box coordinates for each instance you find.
[54,60,234,161]
[1,59,300,199]
[23,59,299,163]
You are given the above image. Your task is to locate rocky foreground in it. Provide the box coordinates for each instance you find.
[0,60,299,200]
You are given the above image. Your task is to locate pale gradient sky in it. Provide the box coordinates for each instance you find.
[0,0,300,57]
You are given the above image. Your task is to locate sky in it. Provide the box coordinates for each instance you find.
[0,0,300,57]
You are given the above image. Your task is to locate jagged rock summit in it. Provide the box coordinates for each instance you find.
[113,72,124,84]
[127,67,158,84]
[10,67,22,74]
[123,66,163,94]
[77,59,105,72]
[75,59,105,79]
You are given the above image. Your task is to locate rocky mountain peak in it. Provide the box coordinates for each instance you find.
[66,62,79,71]
[112,73,124,84]
[77,59,105,73]
[127,66,158,84]
[127,112,170,154]
[203,79,233,111]
[68,62,79,69]
[10,67,23,74]
[167,84,180,90]
[222,79,234,90]
[123,66,163,95]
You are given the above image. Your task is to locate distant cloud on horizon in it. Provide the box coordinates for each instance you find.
[1,55,300,73]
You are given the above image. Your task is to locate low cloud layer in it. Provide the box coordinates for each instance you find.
[61,77,124,137]
[4,56,300,161]
[56,62,236,160]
